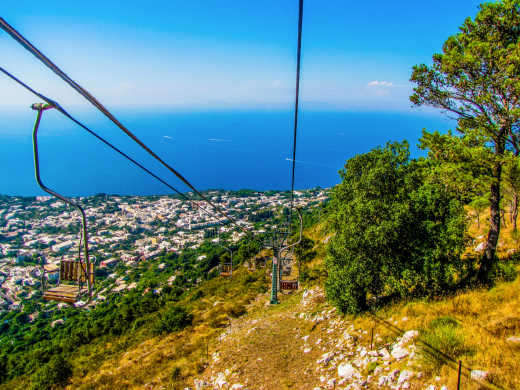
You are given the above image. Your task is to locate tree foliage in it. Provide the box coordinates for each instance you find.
[410,0,520,278]
[30,355,72,390]
[325,142,468,313]
[153,306,193,335]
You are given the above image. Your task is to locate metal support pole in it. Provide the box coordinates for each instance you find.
[230,249,233,277]
[457,360,462,390]
[278,245,282,292]
[270,250,279,304]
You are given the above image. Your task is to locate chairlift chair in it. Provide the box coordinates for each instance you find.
[278,211,303,292]
[212,225,233,277]
[32,103,94,304]
[279,256,297,290]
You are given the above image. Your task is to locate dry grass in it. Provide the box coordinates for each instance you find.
[59,210,520,389]
[467,206,520,257]
[198,294,323,390]
[65,268,268,389]
[350,271,520,390]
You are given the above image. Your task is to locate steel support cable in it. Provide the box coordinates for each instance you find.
[0,66,220,223]
[0,17,247,233]
[289,0,304,216]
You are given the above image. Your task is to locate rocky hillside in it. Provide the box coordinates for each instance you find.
[4,213,518,390]
[189,281,519,390]
[56,215,520,390]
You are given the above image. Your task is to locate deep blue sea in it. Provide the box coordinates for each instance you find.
[0,109,454,196]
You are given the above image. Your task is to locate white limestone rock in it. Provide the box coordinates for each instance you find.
[470,370,489,381]
[194,379,206,390]
[346,382,362,390]
[215,372,227,389]
[317,352,335,365]
[379,347,391,360]
[389,369,400,382]
[230,384,244,390]
[401,330,419,344]
[338,362,358,379]
[398,370,414,384]
[378,375,390,386]
[391,345,409,360]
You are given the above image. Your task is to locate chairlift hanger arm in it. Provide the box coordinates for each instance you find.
[31,103,91,294]
[280,208,303,256]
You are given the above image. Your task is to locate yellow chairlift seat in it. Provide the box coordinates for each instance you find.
[279,251,298,291]
[43,260,94,303]
[281,279,298,291]
[32,102,95,305]
[219,263,233,277]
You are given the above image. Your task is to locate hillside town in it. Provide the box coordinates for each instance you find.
[0,189,327,313]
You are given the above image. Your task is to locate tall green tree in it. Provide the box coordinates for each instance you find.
[410,0,520,279]
[326,142,467,313]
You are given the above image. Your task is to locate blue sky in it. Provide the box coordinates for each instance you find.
[1,0,483,112]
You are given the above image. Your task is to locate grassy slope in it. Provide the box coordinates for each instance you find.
[10,212,519,389]
[186,216,520,390]
[65,267,268,389]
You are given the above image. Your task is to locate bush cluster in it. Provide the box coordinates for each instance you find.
[325,142,468,313]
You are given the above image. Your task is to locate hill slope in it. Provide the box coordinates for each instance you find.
[3,213,519,389]
[59,222,520,390]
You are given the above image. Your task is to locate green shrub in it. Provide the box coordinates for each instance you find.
[366,361,378,374]
[153,306,193,335]
[227,303,246,318]
[429,316,459,329]
[30,355,72,390]
[325,142,467,313]
[491,261,518,283]
[171,365,182,381]
[421,316,472,370]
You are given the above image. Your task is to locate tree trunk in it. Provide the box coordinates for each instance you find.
[513,192,518,231]
[481,137,505,281]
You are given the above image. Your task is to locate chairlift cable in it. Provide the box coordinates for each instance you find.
[0,17,245,233]
[290,0,304,216]
[0,66,220,224]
